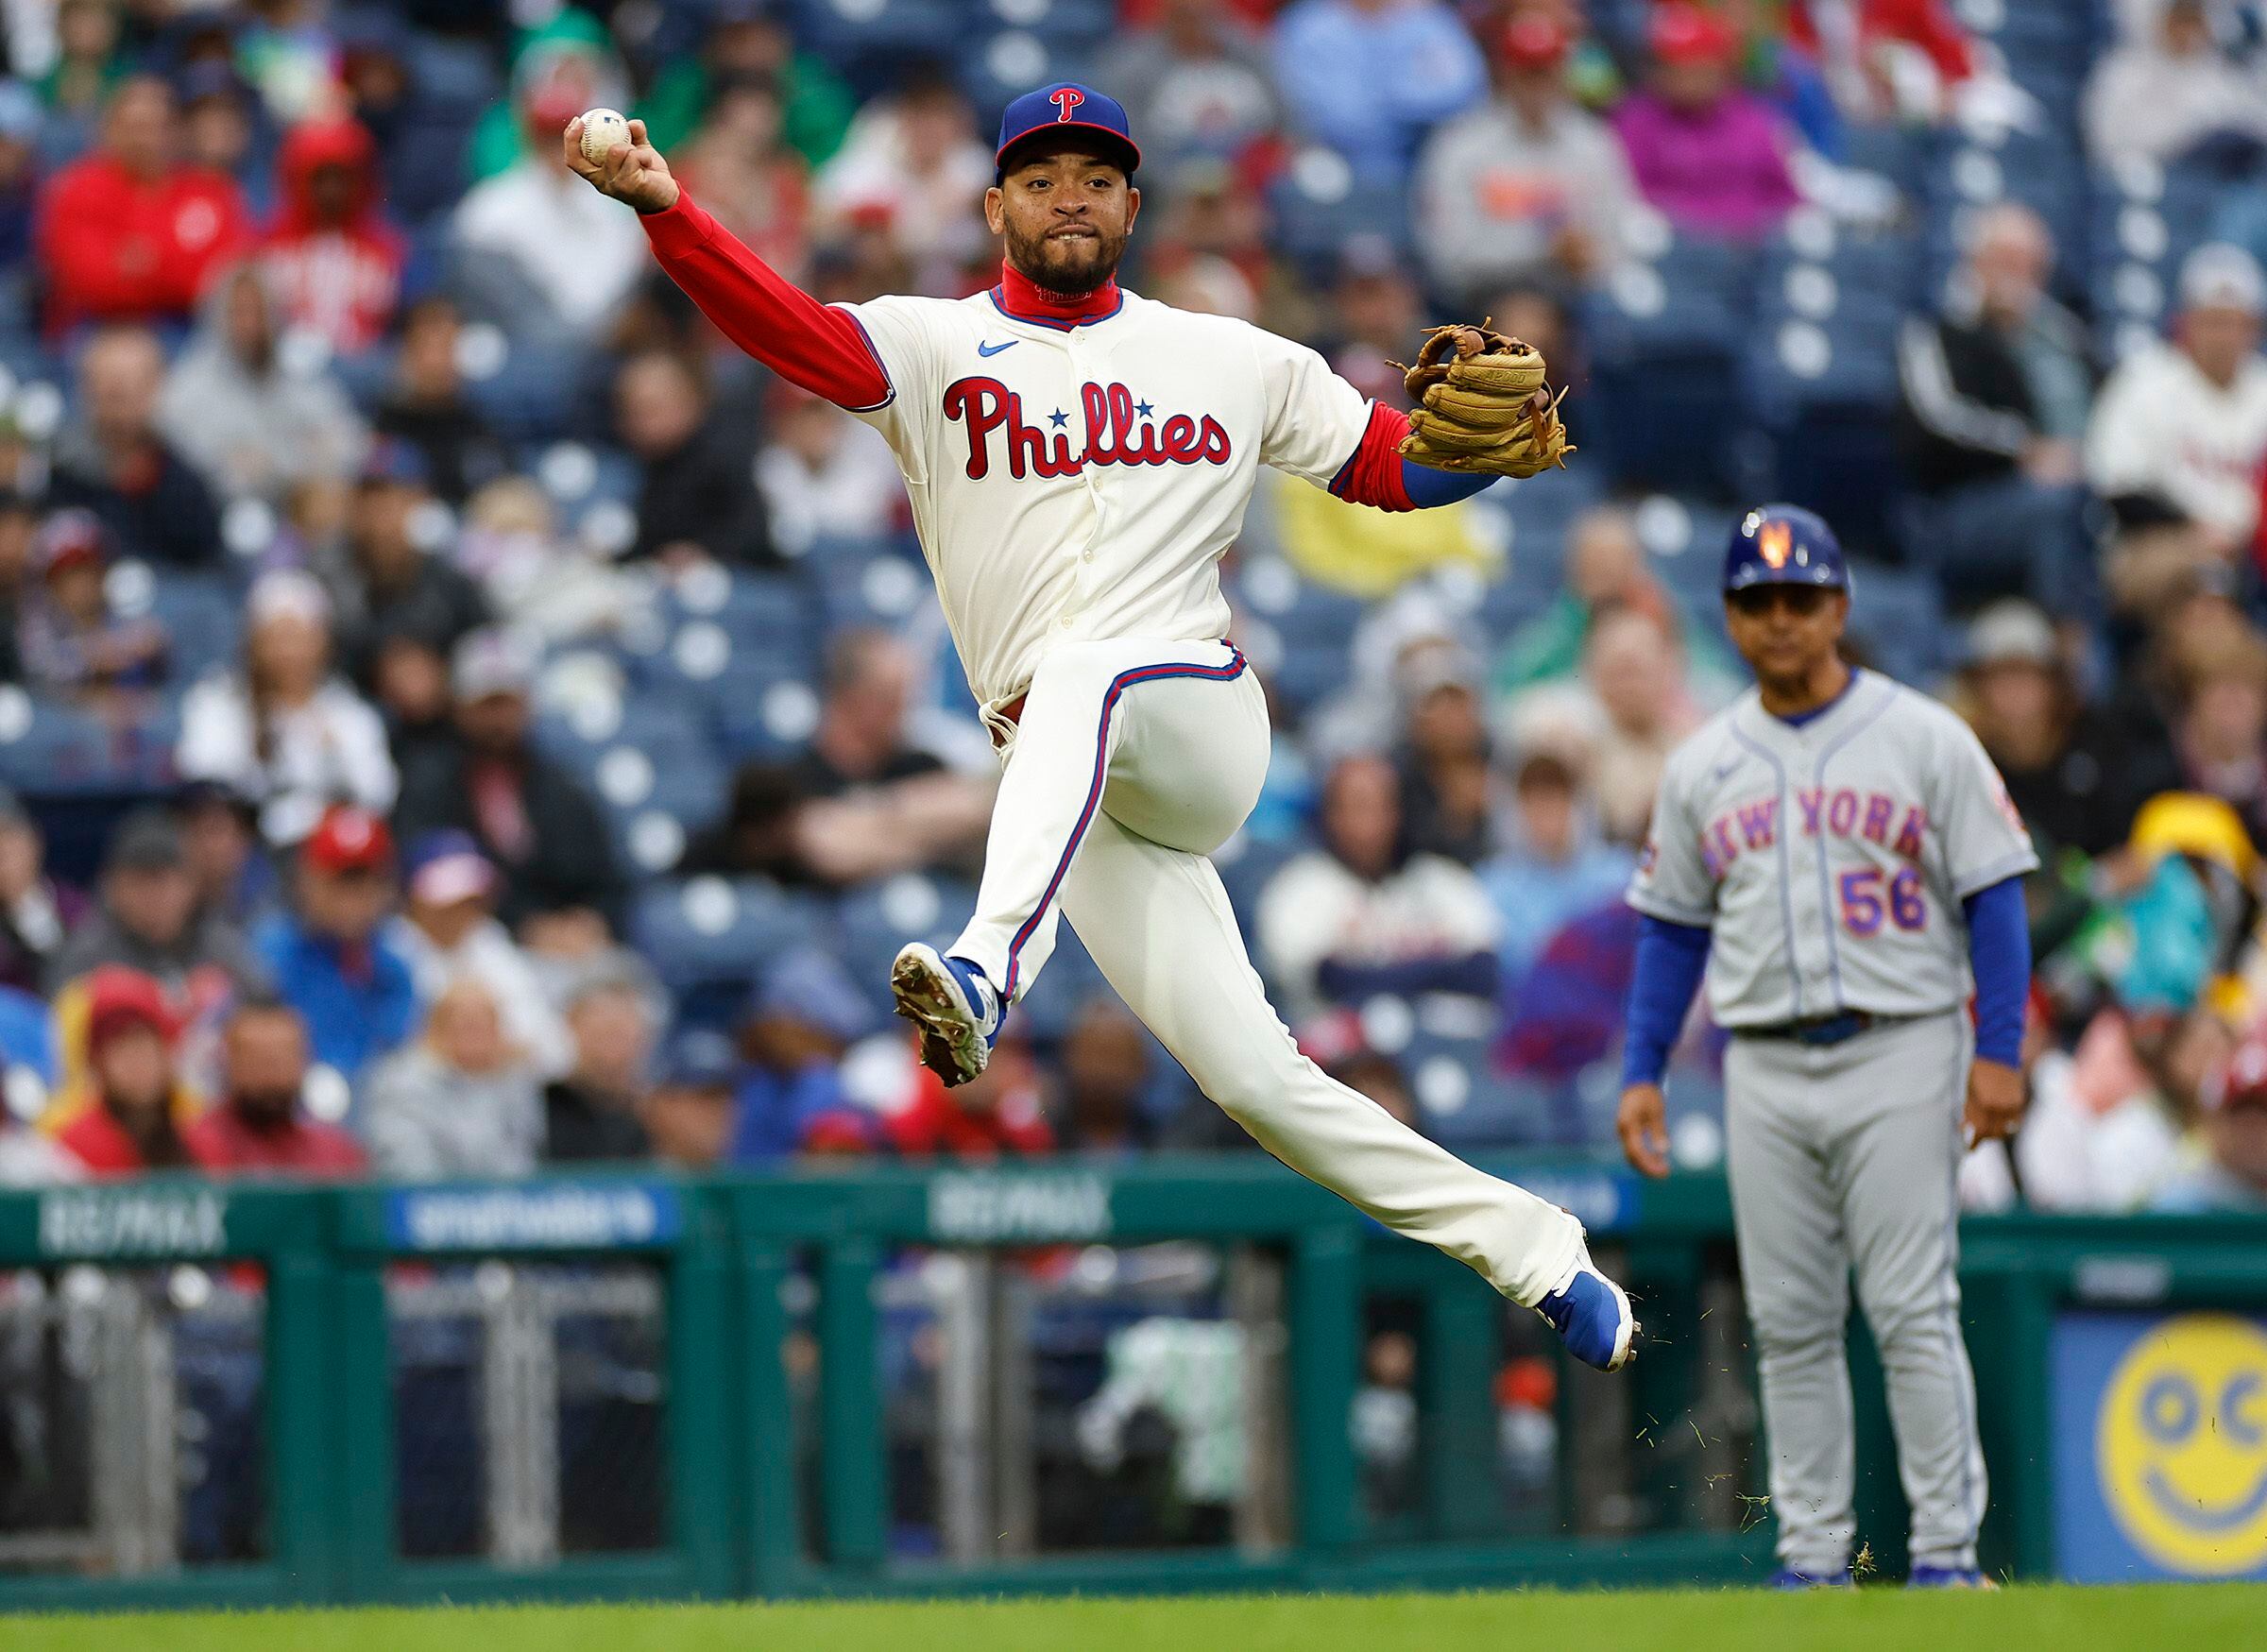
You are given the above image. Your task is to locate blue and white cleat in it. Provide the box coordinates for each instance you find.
[1535,1241,1638,1371]
[1768,1567,1855,1590]
[890,944,1002,1087]
[1906,1565,1996,1590]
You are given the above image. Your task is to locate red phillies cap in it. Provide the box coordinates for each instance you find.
[1502,13,1572,69]
[1650,1,1738,65]
[302,804,394,875]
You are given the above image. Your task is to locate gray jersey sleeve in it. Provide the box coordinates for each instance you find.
[1628,747,1715,927]
[1930,715,2039,897]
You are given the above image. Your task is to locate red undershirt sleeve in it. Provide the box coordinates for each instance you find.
[1326,400,1420,512]
[639,190,893,412]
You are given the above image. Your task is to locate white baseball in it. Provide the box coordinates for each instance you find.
[579,108,630,162]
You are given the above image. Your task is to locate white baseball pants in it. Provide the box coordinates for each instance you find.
[947,636,1584,1306]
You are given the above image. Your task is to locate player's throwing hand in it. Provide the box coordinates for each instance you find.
[1962,1057,2025,1146]
[562,114,680,215]
[1617,1082,1671,1179]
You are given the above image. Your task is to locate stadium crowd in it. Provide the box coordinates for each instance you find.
[0,0,2259,1219]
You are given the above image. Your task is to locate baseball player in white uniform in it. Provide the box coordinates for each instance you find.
[1616,506,2036,1585]
[565,84,1634,1370]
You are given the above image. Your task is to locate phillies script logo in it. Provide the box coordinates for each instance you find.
[943,377,1232,481]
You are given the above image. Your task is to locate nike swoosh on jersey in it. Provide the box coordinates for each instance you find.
[976,340,1019,357]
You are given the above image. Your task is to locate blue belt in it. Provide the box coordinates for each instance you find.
[1738,1010,1880,1047]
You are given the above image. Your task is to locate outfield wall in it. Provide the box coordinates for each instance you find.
[0,1161,2259,1610]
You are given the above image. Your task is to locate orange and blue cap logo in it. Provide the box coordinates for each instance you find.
[1758,519,1793,569]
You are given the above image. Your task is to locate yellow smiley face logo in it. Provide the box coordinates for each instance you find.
[2098,1314,2267,1575]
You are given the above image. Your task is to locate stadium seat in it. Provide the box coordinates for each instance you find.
[630,876,832,996]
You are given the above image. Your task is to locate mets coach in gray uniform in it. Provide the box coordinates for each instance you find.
[1615,504,2035,1589]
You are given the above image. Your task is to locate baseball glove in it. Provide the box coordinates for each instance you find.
[1398,323,1574,479]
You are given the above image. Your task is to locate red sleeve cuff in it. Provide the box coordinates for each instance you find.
[638,188,713,255]
[1327,400,1419,513]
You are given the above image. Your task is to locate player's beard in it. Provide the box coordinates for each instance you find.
[1004,218,1129,298]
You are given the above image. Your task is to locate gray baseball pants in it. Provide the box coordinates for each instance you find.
[1725,1010,1986,1575]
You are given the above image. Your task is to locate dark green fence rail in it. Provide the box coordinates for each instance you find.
[0,1160,2258,1612]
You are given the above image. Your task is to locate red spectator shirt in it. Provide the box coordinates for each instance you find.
[36,156,249,334]
[883,1069,1055,1159]
[183,1104,368,1178]
[50,1098,225,1176]
[263,117,404,356]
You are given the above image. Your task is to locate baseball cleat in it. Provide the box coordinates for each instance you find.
[1906,1566,1996,1590]
[1536,1242,1638,1371]
[1768,1567,1856,1590]
[891,944,1001,1087]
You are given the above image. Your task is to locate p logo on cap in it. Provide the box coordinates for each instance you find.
[1050,87,1084,122]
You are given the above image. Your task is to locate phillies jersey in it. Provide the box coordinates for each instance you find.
[1627,670,2037,1027]
[840,288,1373,711]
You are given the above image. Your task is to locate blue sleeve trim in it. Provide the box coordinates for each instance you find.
[1621,915,1711,1086]
[1962,875,2031,1068]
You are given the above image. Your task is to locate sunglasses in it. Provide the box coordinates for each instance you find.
[1727,585,1834,619]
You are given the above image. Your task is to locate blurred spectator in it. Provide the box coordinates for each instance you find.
[50,808,271,1000]
[44,966,209,1175]
[640,0,855,166]
[1493,505,1736,699]
[1395,646,1495,863]
[261,115,404,356]
[885,1030,1054,1158]
[334,8,466,227]
[452,43,645,343]
[814,70,990,277]
[177,569,398,847]
[252,805,417,1085]
[543,960,653,1163]
[1048,999,1157,1155]
[370,297,511,505]
[363,975,542,1177]
[0,790,82,994]
[157,261,367,504]
[182,996,366,1176]
[680,758,813,884]
[2170,624,2267,837]
[394,627,625,934]
[1784,0,1978,128]
[1612,3,1799,241]
[728,949,877,1164]
[1318,237,1423,407]
[0,1095,81,1183]
[2088,245,2267,605]
[674,74,811,278]
[1897,203,2097,617]
[40,0,125,131]
[458,476,647,648]
[2084,0,2267,167]
[781,630,993,887]
[388,830,573,1081]
[1096,0,1283,172]
[1514,603,1704,843]
[1478,746,1636,988]
[640,1026,741,1170]
[468,18,626,182]
[176,778,270,926]
[1956,601,2173,857]
[754,381,905,554]
[36,74,248,333]
[49,325,226,567]
[17,507,168,703]
[1257,752,1498,1026]
[1273,0,1486,182]
[178,62,261,210]
[2156,1030,2267,1211]
[1415,12,1634,305]
[617,349,776,568]
[320,439,490,686]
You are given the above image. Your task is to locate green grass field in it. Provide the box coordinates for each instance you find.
[5,1586,2262,1651]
